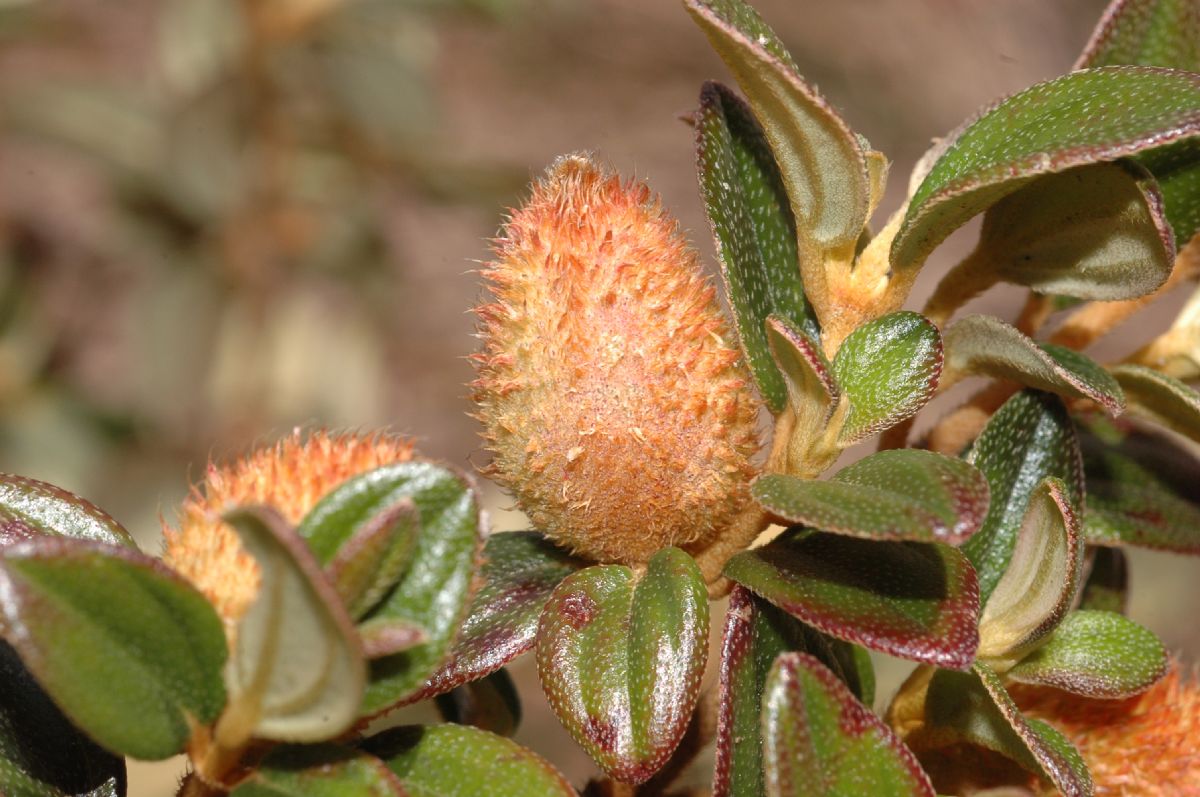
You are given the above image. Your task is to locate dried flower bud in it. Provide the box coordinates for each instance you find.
[162,429,414,637]
[1012,662,1200,796]
[472,154,760,566]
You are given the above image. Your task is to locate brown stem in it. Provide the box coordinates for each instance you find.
[925,382,1017,456]
[922,246,998,328]
[177,773,224,797]
[1013,291,1053,337]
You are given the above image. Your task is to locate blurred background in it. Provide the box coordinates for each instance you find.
[0,0,1195,794]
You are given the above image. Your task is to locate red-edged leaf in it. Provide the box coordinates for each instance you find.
[1006,610,1166,698]
[537,548,709,784]
[714,586,873,797]
[753,450,987,544]
[917,664,1093,797]
[412,531,582,703]
[894,67,1200,271]
[761,652,934,797]
[724,528,979,669]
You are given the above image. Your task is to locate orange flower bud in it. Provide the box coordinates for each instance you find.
[1013,662,1200,796]
[472,154,760,567]
[162,429,414,637]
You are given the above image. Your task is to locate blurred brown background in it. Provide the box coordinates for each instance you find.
[1,0,1195,794]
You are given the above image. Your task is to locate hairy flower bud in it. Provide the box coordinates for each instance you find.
[1013,662,1200,796]
[162,429,414,637]
[472,154,760,566]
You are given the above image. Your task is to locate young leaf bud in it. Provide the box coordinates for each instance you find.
[472,155,761,566]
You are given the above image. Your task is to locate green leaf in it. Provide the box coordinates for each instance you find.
[1138,138,1200,245]
[1077,0,1200,71]
[0,538,226,760]
[229,745,404,797]
[1110,364,1200,442]
[977,478,1084,664]
[434,668,522,738]
[761,652,935,797]
[696,81,819,413]
[1079,417,1200,553]
[295,463,484,716]
[963,391,1083,606]
[537,548,709,784]
[941,315,1124,414]
[895,67,1200,271]
[327,498,420,620]
[1007,610,1166,698]
[411,531,582,703]
[365,724,577,797]
[753,450,988,544]
[919,664,1093,797]
[224,508,365,743]
[714,586,874,797]
[1079,546,1129,613]
[832,312,942,443]
[0,474,135,548]
[1078,0,1200,245]
[684,0,870,273]
[724,528,980,669]
[0,641,125,797]
[969,160,1174,300]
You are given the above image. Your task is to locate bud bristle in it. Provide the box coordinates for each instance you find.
[162,429,414,637]
[1012,661,1200,796]
[472,154,760,566]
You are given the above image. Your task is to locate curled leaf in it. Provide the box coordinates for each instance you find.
[941,315,1124,414]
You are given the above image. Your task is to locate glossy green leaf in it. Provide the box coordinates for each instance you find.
[537,548,709,784]
[0,538,226,760]
[725,528,979,669]
[327,498,420,620]
[971,160,1174,300]
[366,724,577,797]
[1110,364,1200,442]
[941,316,1124,414]
[412,531,582,703]
[920,664,1092,797]
[357,618,427,660]
[696,81,818,413]
[714,586,874,797]
[296,462,484,715]
[0,641,125,797]
[1079,418,1200,552]
[977,478,1083,663]
[1079,546,1129,613]
[832,312,943,443]
[1077,0,1200,71]
[229,745,404,797]
[434,668,521,738]
[1007,610,1166,698]
[753,450,988,544]
[963,391,1083,606]
[895,67,1200,271]
[0,474,135,548]
[684,0,870,273]
[762,652,935,797]
[224,508,365,743]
